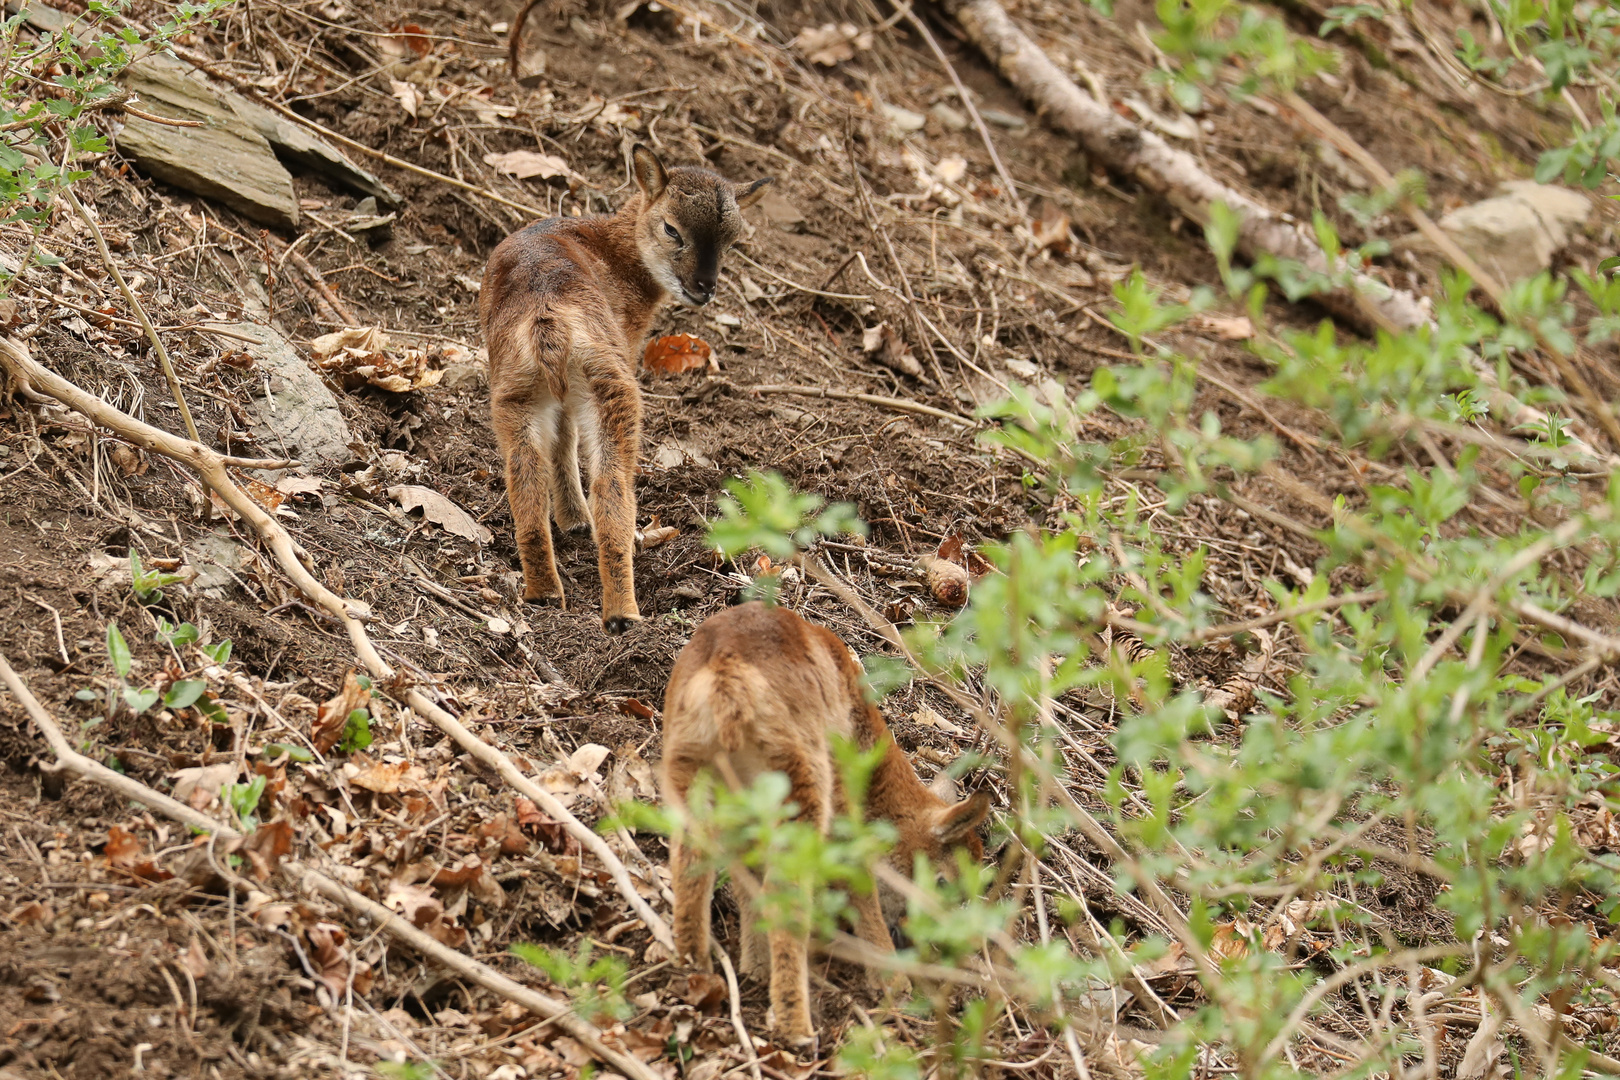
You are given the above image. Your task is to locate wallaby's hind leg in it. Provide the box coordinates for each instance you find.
[761,749,833,1050]
[551,404,592,534]
[670,832,715,973]
[735,880,771,980]
[584,369,643,634]
[493,396,565,606]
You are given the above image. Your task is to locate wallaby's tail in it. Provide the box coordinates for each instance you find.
[668,660,766,755]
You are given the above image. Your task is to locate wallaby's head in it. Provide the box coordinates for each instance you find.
[630,143,771,307]
[879,771,992,926]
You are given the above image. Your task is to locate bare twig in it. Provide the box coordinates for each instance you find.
[62,186,200,444]
[0,650,665,1080]
[0,336,675,954]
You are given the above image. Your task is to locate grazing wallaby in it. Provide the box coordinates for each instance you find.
[659,602,991,1048]
[480,146,770,632]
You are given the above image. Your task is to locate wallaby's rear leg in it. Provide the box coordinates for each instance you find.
[833,782,908,994]
[762,751,833,1049]
[551,404,592,534]
[493,397,565,606]
[586,370,643,634]
[670,832,715,973]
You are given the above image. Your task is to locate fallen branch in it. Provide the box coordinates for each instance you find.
[0,651,664,1080]
[63,186,200,445]
[0,336,676,954]
[936,0,1429,336]
[746,382,975,427]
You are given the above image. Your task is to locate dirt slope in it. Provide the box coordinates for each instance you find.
[1,0,1616,1076]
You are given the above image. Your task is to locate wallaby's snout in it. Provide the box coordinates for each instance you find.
[632,143,771,310]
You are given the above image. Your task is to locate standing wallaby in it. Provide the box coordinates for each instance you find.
[660,602,991,1048]
[480,146,770,632]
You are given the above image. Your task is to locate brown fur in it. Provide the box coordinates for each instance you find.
[659,602,991,1047]
[480,146,769,632]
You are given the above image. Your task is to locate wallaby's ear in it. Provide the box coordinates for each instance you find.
[631,144,667,201]
[934,789,991,845]
[927,769,960,803]
[734,176,773,209]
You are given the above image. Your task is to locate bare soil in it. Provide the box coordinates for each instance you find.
[2,0,1618,1076]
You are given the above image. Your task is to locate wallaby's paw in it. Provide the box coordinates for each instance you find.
[766,1010,816,1057]
[603,612,644,635]
[566,523,593,536]
[523,590,566,608]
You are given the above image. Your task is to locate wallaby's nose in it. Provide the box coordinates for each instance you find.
[689,281,715,305]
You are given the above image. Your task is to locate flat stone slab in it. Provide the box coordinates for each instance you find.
[1398,180,1591,285]
[229,321,354,467]
[116,58,300,229]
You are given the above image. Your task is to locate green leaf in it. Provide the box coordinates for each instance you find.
[157,619,199,647]
[200,639,232,664]
[106,621,130,679]
[340,708,373,754]
[163,680,207,709]
[262,742,314,763]
[122,686,158,713]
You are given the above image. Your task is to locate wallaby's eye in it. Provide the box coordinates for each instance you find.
[663,222,682,244]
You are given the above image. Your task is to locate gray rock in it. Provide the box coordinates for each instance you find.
[184,531,246,599]
[1398,180,1591,285]
[231,321,354,467]
[882,104,927,137]
[979,108,1029,132]
[119,55,400,216]
[115,59,299,229]
[929,102,970,132]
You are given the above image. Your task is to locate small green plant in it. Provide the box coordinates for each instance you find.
[155,618,199,647]
[225,774,267,829]
[510,942,632,1025]
[128,551,186,604]
[374,1062,437,1080]
[339,706,373,753]
[106,621,157,714]
[708,470,865,561]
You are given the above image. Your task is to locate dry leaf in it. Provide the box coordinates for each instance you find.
[9,901,51,926]
[643,333,712,375]
[104,825,172,882]
[636,524,679,551]
[910,704,966,737]
[515,796,581,855]
[389,79,421,119]
[313,670,372,755]
[792,22,872,66]
[237,820,294,881]
[309,327,443,392]
[109,443,147,477]
[179,937,210,979]
[1193,314,1254,340]
[1031,201,1072,255]
[679,972,727,1012]
[477,812,531,856]
[240,476,286,513]
[306,923,372,999]
[861,323,922,378]
[1209,919,1253,961]
[389,22,431,57]
[346,757,429,794]
[170,762,238,810]
[386,879,445,928]
[388,485,493,545]
[276,475,324,496]
[483,150,572,181]
[536,743,611,808]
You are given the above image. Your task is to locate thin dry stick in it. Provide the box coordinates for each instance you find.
[747,383,975,427]
[0,336,675,953]
[0,651,665,1080]
[890,0,1023,217]
[714,948,764,1080]
[63,187,200,444]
